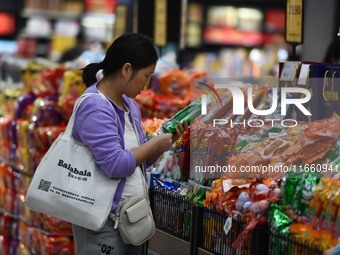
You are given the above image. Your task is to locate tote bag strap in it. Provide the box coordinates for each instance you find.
[64,93,117,136]
[131,118,150,196]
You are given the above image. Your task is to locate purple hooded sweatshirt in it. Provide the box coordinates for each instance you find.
[72,84,149,211]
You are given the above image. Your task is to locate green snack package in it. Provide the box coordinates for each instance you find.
[282,177,300,207]
[291,171,322,217]
[193,187,206,207]
[268,203,292,255]
[269,203,292,231]
[161,98,201,133]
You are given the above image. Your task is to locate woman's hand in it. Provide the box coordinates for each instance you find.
[132,121,188,166]
[172,120,189,143]
[153,133,174,152]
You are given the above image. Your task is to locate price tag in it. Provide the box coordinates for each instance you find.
[286,0,303,44]
[223,217,232,235]
[154,0,167,46]
[297,64,310,85]
[280,61,299,82]
[114,5,127,40]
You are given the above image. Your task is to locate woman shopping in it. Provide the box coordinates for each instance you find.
[72,33,188,254]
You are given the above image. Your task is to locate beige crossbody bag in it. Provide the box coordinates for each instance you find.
[109,116,155,246]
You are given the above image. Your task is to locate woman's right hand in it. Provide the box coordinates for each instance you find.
[131,133,173,167]
[152,133,173,152]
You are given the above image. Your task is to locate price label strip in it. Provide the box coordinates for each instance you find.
[286,0,303,44]
[154,0,167,46]
[280,61,300,82]
[297,64,310,86]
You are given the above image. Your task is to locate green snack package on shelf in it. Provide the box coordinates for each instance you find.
[269,203,292,231]
[282,177,300,207]
[268,203,292,255]
[291,171,322,217]
[193,187,206,207]
[161,98,201,133]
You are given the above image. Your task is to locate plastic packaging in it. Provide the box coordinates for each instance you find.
[160,98,201,134]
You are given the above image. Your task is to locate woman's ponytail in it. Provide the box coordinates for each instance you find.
[82,63,101,87]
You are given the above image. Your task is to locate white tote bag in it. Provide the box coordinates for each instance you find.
[26,93,120,231]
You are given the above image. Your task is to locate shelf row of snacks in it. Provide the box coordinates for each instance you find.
[147,73,340,253]
[0,160,74,255]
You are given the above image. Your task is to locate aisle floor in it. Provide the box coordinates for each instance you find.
[148,249,162,255]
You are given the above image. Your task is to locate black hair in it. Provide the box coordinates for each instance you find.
[82,33,158,87]
[324,37,340,64]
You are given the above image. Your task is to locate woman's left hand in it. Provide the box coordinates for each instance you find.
[172,120,189,143]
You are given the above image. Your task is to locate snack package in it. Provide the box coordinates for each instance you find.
[268,203,292,255]
[189,124,205,182]
[159,98,201,134]
[287,171,322,222]
[142,118,167,140]
[170,128,190,181]
[27,124,66,172]
[135,89,155,118]
[9,240,18,254]
[23,62,46,94]
[153,95,189,119]
[213,129,233,180]
[41,67,68,95]
[281,175,300,208]
[317,180,340,231]
[1,188,15,214]
[306,177,333,228]
[158,69,190,99]
[196,126,218,184]
[28,227,42,255]
[14,172,31,194]
[333,203,340,238]
[16,192,31,223]
[4,164,15,191]
[0,234,10,255]
[0,115,13,160]
[0,162,6,189]
[58,70,86,121]
[16,242,30,255]
[14,119,30,171]
[30,212,73,235]
[40,234,74,255]
[1,213,15,238]
[31,97,65,127]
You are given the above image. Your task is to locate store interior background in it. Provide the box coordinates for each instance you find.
[0,0,339,79]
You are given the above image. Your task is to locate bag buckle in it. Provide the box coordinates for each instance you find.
[109,212,120,229]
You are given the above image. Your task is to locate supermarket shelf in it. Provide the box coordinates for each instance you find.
[21,9,82,20]
[0,156,33,176]
[1,209,73,237]
[18,30,53,40]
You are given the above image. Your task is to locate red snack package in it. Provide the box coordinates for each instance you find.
[4,165,15,190]
[2,188,15,213]
[0,234,10,255]
[1,213,14,238]
[40,234,74,255]
[158,69,190,99]
[41,67,68,95]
